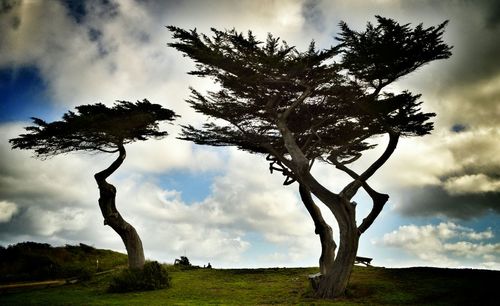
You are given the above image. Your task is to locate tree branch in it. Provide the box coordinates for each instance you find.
[357,191,389,234]
[281,86,312,120]
[94,143,125,181]
[94,147,120,153]
[335,131,399,199]
[299,184,332,236]
[333,161,389,234]
[276,119,309,173]
[299,184,336,274]
[266,154,297,185]
[358,131,399,181]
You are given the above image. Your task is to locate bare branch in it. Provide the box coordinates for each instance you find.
[266,153,297,185]
[332,153,390,234]
[94,143,126,181]
[276,119,309,172]
[299,184,336,274]
[336,131,399,199]
[94,147,120,153]
[358,131,399,181]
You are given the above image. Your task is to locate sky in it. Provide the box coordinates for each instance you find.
[0,0,499,270]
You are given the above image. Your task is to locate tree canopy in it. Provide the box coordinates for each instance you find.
[169,16,451,180]
[9,99,178,157]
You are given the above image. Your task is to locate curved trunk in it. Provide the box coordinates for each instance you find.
[299,184,336,275]
[312,197,359,299]
[315,217,359,298]
[94,144,145,269]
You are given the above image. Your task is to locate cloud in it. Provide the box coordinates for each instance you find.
[0,122,318,266]
[0,0,196,124]
[116,148,319,265]
[0,122,114,244]
[24,206,89,236]
[444,174,500,195]
[125,135,225,174]
[380,222,500,269]
[391,186,500,220]
[379,127,500,219]
[0,200,18,222]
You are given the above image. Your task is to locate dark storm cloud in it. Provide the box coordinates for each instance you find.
[0,0,19,13]
[395,185,500,220]
[427,0,500,86]
[471,0,500,29]
[302,0,326,32]
[389,125,500,220]
[0,0,20,31]
[61,0,120,23]
[60,0,87,23]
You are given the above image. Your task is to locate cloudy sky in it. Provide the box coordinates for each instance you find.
[0,0,499,270]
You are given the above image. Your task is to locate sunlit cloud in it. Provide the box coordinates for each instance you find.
[0,200,18,223]
[380,222,500,269]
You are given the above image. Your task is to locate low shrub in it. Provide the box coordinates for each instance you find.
[61,265,94,281]
[108,261,171,293]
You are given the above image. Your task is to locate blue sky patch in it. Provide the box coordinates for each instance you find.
[0,67,61,123]
[451,123,467,133]
[157,170,221,204]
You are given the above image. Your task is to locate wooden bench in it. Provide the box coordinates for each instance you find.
[355,256,372,266]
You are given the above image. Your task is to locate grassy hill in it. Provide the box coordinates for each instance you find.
[1,259,499,305]
[0,242,127,283]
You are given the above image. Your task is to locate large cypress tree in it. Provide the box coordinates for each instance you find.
[10,99,178,269]
[168,16,451,298]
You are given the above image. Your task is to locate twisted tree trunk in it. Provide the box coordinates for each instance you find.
[303,192,359,299]
[315,201,359,298]
[94,144,145,269]
[299,184,336,275]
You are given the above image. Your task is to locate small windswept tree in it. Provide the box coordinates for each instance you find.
[10,99,178,269]
[168,16,451,298]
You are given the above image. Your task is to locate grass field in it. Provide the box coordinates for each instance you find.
[1,265,499,305]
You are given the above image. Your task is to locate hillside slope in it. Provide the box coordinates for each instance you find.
[0,242,127,283]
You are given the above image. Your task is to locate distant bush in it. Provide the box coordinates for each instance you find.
[109,261,171,293]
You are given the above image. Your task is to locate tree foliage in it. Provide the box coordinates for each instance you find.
[169,17,451,176]
[9,99,178,158]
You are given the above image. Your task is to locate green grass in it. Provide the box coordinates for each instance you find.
[1,265,499,305]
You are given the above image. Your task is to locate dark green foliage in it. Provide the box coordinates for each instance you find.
[0,242,127,283]
[337,16,452,88]
[9,99,178,158]
[108,261,171,293]
[174,256,191,267]
[168,26,372,160]
[168,17,451,173]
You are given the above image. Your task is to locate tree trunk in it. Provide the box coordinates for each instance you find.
[314,198,359,299]
[315,223,359,297]
[299,184,336,275]
[94,144,145,270]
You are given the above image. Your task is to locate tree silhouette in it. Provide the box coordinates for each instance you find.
[10,99,178,269]
[168,16,451,298]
